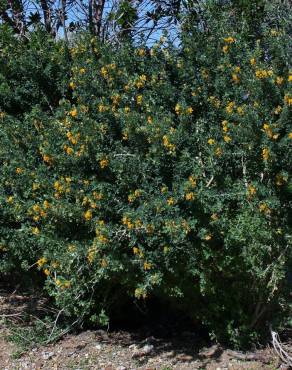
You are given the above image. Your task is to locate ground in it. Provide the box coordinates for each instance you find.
[0,287,290,370]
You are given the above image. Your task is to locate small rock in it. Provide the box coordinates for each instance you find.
[128,344,137,350]
[176,354,193,361]
[132,344,154,358]
[163,350,175,358]
[116,366,127,370]
[95,344,102,350]
[42,351,54,360]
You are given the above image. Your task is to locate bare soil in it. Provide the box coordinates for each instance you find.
[0,288,289,370]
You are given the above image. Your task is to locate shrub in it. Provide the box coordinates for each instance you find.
[0,1,291,346]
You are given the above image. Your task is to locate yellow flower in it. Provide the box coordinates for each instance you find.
[232,73,240,83]
[98,104,107,113]
[237,106,244,115]
[204,234,212,241]
[186,107,193,114]
[284,94,292,106]
[16,167,23,174]
[87,247,96,263]
[55,279,62,287]
[162,135,176,153]
[7,196,13,203]
[211,213,218,221]
[138,48,146,57]
[135,287,147,299]
[274,105,282,115]
[275,174,286,186]
[37,257,47,267]
[69,81,75,89]
[99,158,109,169]
[222,45,229,53]
[32,183,40,191]
[147,116,152,124]
[133,247,139,255]
[208,138,215,145]
[175,103,181,115]
[167,197,174,206]
[101,66,108,78]
[79,68,85,74]
[161,186,168,194]
[276,76,284,85]
[288,132,292,139]
[32,227,40,235]
[215,147,223,156]
[65,146,74,155]
[84,209,92,221]
[224,37,235,43]
[259,203,271,215]
[136,95,143,105]
[224,135,232,143]
[68,244,76,252]
[263,123,273,138]
[185,192,195,201]
[262,147,270,161]
[63,281,71,288]
[250,58,256,66]
[288,74,292,82]
[247,184,256,197]
[43,268,50,276]
[144,261,152,270]
[43,154,52,164]
[69,108,78,117]
[188,175,196,188]
[124,106,130,113]
[226,101,235,114]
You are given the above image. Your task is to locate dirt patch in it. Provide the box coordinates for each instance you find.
[0,288,288,370]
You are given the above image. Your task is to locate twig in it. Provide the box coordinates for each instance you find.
[270,327,292,367]
[48,308,64,341]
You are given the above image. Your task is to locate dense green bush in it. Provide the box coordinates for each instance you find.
[0,1,291,347]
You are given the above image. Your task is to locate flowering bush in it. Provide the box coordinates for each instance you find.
[0,2,291,346]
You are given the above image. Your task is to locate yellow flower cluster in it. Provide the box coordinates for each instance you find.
[255,69,273,79]
[99,158,109,169]
[185,192,195,201]
[133,246,144,258]
[284,94,292,106]
[226,101,235,114]
[84,209,92,221]
[54,177,71,198]
[95,220,108,244]
[262,123,279,140]
[247,184,256,198]
[224,37,235,44]
[42,154,53,165]
[162,135,176,154]
[136,95,143,105]
[87,246,97,263]
[136,74,147,89]
[30,202,48,222]
[66,131,80,145]
[134,287,147,299]
[262,147,270,161]
[208,96,221,108]
[275,174,287,186]
[128,189,141,203]
[69,108,78,117]
[122,216,134,229]
[259,203,271,215]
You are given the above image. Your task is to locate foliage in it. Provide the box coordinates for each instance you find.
[0,1,291,347]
